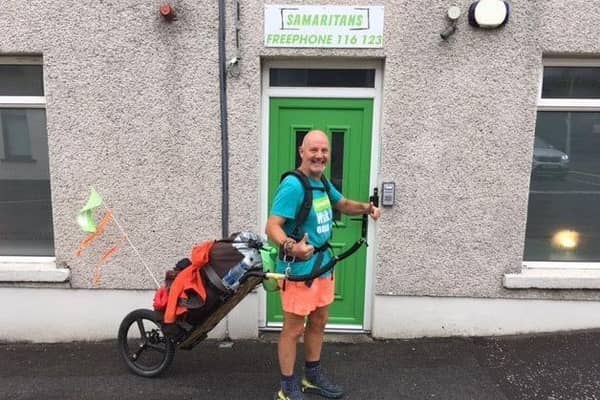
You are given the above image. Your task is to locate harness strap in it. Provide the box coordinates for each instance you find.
[304,243,332,287]
[203,264,229,294]
[314,242,331,253]
[178,291,205,309]
[304,250,326,288]
[277,243,332,289]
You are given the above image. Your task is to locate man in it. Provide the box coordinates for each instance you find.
[266,130,381,400]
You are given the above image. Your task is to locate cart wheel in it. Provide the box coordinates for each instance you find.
[117,309,175,377]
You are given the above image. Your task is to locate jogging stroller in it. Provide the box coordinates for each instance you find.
[117,231,365,378]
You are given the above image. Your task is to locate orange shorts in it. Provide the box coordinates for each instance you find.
[279,277,335,317]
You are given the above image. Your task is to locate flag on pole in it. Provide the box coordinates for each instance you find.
[74,187,161,288]
[76,210,113,257]
[77,188,103,233]
[92,234,128,286]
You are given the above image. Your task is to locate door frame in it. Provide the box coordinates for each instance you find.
[259,58,383,332]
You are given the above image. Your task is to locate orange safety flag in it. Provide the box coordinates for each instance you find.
[76,210,113,257]
[92,234,128,286]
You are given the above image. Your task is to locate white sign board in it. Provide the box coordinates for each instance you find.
[264,5,384,48]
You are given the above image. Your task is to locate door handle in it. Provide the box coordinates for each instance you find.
[370,187,379,207]
[349,187,378,239]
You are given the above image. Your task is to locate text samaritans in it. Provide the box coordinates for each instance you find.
[285,14,364,27]
[264,5,384,49]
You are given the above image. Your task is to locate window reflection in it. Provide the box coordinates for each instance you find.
[0,108,54,256]
[0,65,44,96]
[524,111,600,261]
[270,68,375,88]
[2,110,33,160]
[542,67,600,99]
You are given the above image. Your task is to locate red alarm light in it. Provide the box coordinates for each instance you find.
[160,4,176,21]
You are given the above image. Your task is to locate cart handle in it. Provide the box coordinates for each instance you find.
[243,238,367,282]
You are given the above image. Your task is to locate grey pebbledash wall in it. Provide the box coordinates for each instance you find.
[1,1,224,288]
[3,1,600,301]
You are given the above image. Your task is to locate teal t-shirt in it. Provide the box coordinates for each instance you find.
[270,175,343,277]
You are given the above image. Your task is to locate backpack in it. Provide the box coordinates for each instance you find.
[280,169,335,241]
[154,232,263,327]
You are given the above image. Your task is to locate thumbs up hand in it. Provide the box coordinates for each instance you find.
[293,233,314,260]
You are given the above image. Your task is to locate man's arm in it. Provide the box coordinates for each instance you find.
[265,215,314,260]
[265,215,290,248]
[335,198,381,220]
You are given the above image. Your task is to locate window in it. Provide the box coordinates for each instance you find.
[523,60,600,266]
[0,57,54,256]
[270,68,375,88]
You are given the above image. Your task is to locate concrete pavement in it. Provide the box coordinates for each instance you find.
[2,330,600,400]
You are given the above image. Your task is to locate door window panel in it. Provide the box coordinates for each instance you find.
[331,130,345,221]
[294,129,309,168]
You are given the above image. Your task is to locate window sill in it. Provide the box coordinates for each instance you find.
[0,157,36,163]
[0,257,70,282]
[504,267,600,289]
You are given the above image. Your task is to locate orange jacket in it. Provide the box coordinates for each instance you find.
[164,240,215,324]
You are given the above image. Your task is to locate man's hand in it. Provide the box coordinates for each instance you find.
[368,202,381,221]
[335,198,382,220]
[291,233,314,260]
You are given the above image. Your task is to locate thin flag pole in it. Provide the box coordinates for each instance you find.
[105,205,161,288]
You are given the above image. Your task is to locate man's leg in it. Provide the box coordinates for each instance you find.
[278,311,305,375]
[275,311,306,400]
[304,305,328,362]
[301,285,343,399]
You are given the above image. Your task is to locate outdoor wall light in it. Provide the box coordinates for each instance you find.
[440,5,461,40]
[468,0,510,29]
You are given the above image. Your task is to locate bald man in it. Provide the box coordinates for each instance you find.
[266,130,381,400]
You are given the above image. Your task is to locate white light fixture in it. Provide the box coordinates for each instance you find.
[448,5,461,20]
[468,0,510,29]
[440,5,461,40]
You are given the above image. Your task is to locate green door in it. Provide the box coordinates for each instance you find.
[267,97,373,327]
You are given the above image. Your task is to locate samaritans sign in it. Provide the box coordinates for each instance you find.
[264,5,384,48]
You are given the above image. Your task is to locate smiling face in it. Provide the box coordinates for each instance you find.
[299,130,329,179]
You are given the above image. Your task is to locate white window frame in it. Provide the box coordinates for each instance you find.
[0,56,68,283]
[505,58,600,289]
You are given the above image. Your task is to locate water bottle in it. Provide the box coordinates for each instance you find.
[222,256,252,291]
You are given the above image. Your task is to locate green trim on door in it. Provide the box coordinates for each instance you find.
[267,98,373,326]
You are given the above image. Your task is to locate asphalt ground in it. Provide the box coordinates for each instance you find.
[2,330,600,400]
